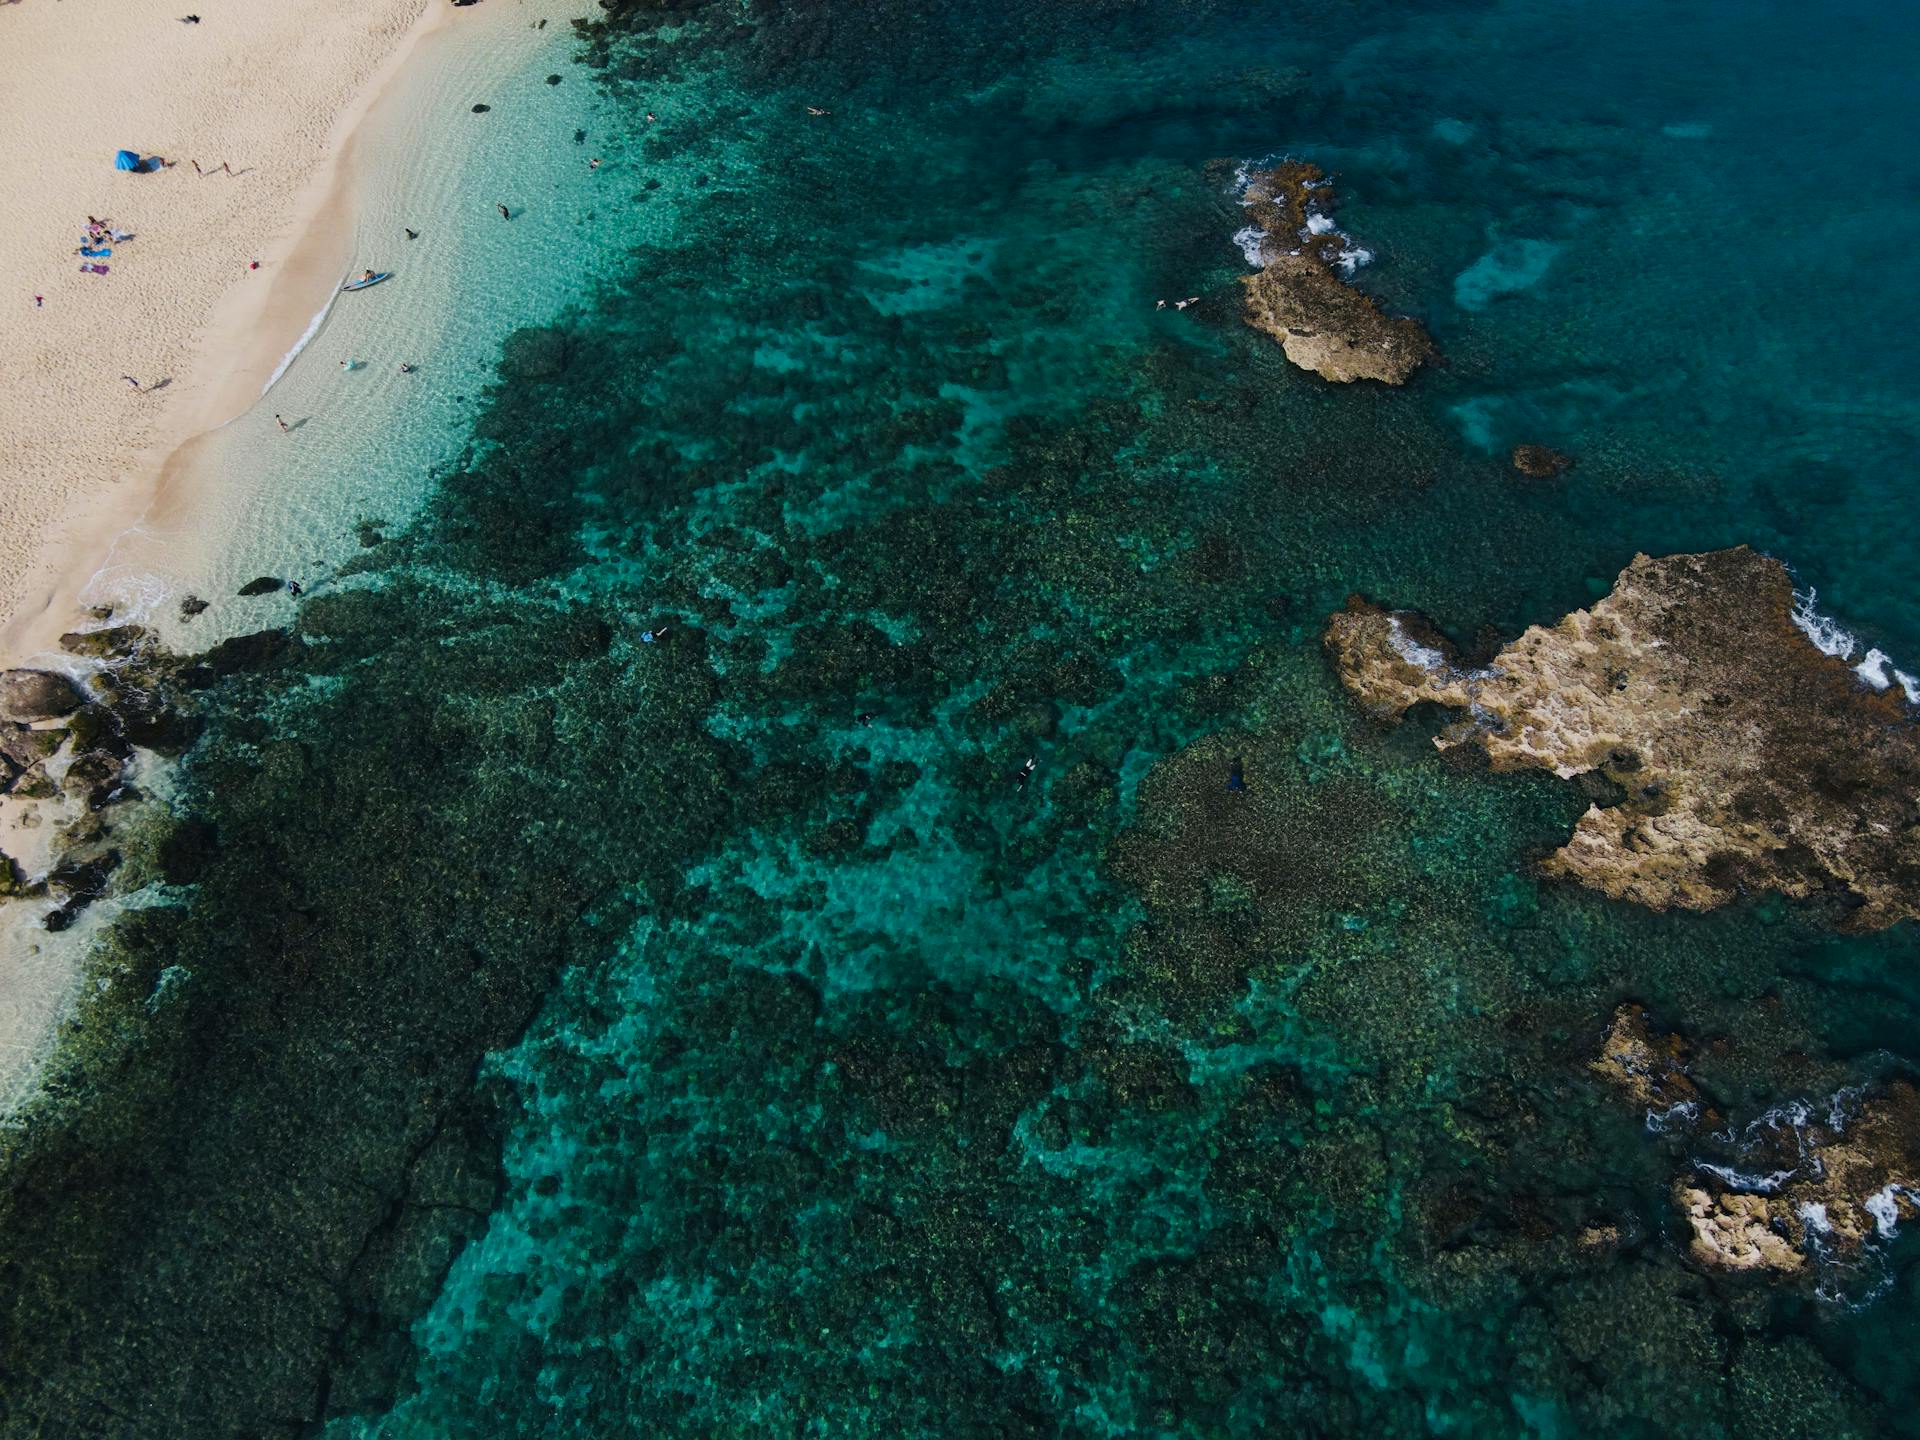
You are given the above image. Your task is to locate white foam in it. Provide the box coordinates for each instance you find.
[261,284,341,398]
[1790,588,1857,659]
[1646,1098,1699,1133]
[1387,616,1450,674]
[1853,648,1920,703]
[1305,214,1336,236]
[1233,224,1268,268]
[1698,1162,1798,1193]
[1798,1200,1833,1235]
[1866,1185,1903,1237]
[1790,588,1920,703]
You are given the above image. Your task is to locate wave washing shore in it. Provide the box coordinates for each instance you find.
[5,0,1920,1436]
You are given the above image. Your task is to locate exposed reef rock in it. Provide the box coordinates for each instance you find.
[1511,444,1574,478]
[1678,1084,1920,1276]
[1676,1188,1804,1273]
[1588,1006,1920,1279]
[1589,1003,1704,1122]
[1325,547,1920,929]
[0,625,288,931]
[1237,161,1434,385]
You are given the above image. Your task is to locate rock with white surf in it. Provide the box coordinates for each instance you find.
[1325,546,1920,929]
[1236,160,1434,385]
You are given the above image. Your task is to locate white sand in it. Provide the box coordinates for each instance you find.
[0,0,599,1114]
[0,0,448,660]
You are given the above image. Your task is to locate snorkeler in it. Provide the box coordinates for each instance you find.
[1227,757,1246,793]
[1015,757,1037,790]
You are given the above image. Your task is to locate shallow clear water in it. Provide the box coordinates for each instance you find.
[7,0,1920,1435]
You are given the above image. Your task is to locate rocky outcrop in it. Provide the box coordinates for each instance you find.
[1587,1003,1920,1278]
[1511,444,1573,478]
[0,625,293,930]
[1676,1188,1805,1273]
[1677,1083,1920,1275]
[1237,161,1434,385]
[0,669,84,721]
[1325,547,1920,930]
[1589,1004,1702,1120]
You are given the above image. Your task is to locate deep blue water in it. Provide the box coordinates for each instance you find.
[4,1,1920,1436]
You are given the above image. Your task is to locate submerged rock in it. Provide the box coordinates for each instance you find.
[0,668,84,721]
[1325,547,1920,929]
[1511,443,1574,478]
[1237,161,1434,385]
[237,576,285,597]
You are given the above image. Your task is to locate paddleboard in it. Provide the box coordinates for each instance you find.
[341,272,391,292]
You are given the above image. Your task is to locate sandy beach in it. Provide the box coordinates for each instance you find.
[0,0,449,661]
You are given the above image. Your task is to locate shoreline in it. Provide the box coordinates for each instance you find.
[0,0,602,1110]
[0,0,458,672]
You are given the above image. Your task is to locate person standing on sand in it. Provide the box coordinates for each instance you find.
[120,375,141,392]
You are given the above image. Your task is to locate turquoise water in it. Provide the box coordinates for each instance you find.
[6,0,1920,1435]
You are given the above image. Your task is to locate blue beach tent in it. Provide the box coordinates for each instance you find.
[113,149,161,173]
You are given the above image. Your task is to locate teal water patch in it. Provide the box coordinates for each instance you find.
[1452,237,1559,311]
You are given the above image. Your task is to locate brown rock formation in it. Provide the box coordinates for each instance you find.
[0,669,84,722]
[1589,1004,1703,1120]
[1237,161,1434,385]
[1676,1187,1805,1273]
[1676,1083,1920,1275]
[1324,547,1920,929]
[1511,444,1574,478]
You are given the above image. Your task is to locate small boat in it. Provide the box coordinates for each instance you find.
[341,272,391,292]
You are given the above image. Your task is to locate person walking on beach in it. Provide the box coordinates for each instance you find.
[274,414,290,434]
[120,375,141,392]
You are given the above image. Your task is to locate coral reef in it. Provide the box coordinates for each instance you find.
[1238,161,1434,384]
[1326,547,1920,928]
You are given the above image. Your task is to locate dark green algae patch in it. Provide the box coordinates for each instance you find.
[6,0,1920,1436]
